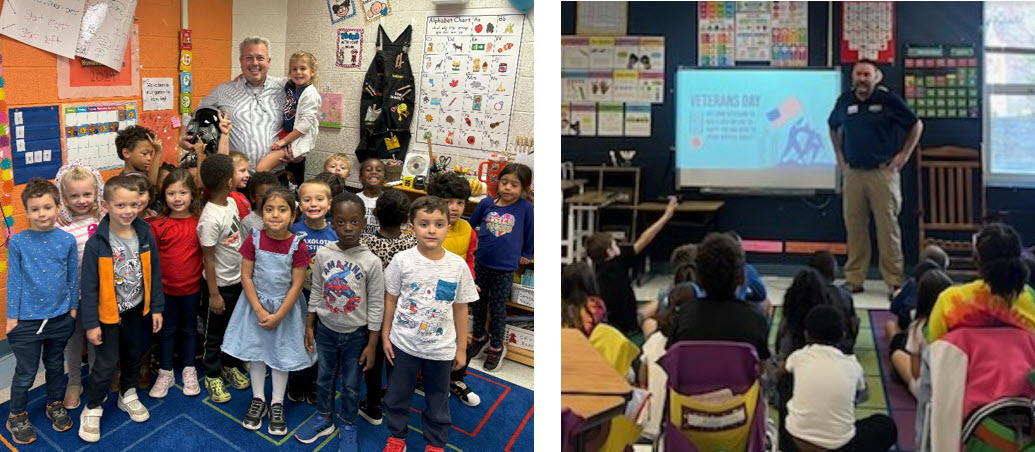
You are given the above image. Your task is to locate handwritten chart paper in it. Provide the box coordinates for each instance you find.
[76,0,138,70]
[142,78,173,111]
[57,24,139,98]
[0,0,85,59]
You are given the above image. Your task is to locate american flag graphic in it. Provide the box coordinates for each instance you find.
[766,97,803,129]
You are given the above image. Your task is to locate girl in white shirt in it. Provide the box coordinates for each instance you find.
[256,51,321,173]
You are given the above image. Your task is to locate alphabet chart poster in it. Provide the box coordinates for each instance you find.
[415,13,525,158]
[62,101,137,171]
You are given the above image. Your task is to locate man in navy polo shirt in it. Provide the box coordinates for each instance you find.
[828,59,924,296]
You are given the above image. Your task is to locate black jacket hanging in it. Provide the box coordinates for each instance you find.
[357,24,415,162]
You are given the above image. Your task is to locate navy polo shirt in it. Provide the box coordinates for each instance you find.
[828,85,919,169]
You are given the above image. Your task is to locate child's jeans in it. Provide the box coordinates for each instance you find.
[159,291,200,370]
[315,321,367,426]
[85,303,148,409]
[472,263,511,349]
[9,312,75,414]
[201,282,244,379]
[383,347,452,448]
[64,310,95,386]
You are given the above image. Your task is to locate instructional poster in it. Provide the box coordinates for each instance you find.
[415,13,525,158]
[335,28,363,69]
[698,1,735,67]
[63,102,137,171]
[840,1,895,64]
[734,2,771,62]
[771,1,808,66]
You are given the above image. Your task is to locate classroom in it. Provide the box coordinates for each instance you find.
[560,1,1035,451]
[0,0,535,451]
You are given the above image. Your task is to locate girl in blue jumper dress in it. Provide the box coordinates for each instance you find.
[466,163,534,373]
[222,187,315,436]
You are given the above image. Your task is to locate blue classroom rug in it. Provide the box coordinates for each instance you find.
[0,367,534,451]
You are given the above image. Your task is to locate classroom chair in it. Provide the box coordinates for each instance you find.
[918,326,1035,451]
[588,324,645,452]
[658,341,772,452]
[916,145,984,276]
[562,408,586,452]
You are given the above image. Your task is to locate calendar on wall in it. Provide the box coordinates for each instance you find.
[63,102,138,171]
[904,45,980,119]
[414,13,526,158]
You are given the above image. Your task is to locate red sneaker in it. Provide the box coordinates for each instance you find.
[383,436,407,452]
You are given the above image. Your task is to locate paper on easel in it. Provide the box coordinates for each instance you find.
[0,0,86,59]
[75,0,139,70]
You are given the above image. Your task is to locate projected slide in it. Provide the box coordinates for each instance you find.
[675,69,842,191]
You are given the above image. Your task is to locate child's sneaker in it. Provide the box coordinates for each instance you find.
[268,403,287,435]
[7,412,35,444]
[78,407,102,443]
[466,334,489,360]
[295,414,334,444]
[483,345,507,372]
[242,398,267,430]
[450,380,481,407]
[182,367,201,396]
[287,385,306,403]
[358,399,383,425]
[205,376,231,403]
[45,401,73,431]
[63,383,82,409]
[338,425,358,452]
[149,369,175,398]
[414,377,425,396]
[305,388,318,405]
[425,446,445,452]
[222,366,251,390]
[383,436,407,452]
[117,388,150,422]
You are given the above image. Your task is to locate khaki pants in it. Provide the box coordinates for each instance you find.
[843,166,905,288]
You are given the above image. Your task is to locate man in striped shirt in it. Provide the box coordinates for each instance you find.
[181,36,301,172]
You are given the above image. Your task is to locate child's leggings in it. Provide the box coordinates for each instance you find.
[64,312,96,386]
[249,361,288,404]
[471,263,512,349]
[159,291,200,370]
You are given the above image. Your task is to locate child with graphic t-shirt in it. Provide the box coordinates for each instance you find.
[79,175,165,442]
[356,158,385,237]
[467,164,534,372]
[287,179,338,404]
[296,192,384,449]
[196,154,250,403]
[381,196,478,452]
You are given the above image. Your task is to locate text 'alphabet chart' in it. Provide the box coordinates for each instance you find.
[415,13,525,158]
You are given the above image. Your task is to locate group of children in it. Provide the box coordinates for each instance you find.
[6,100,534,451]
[563,194,1035,449]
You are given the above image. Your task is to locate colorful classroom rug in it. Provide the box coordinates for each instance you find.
[0,367,533,451]
[768,308,916,452]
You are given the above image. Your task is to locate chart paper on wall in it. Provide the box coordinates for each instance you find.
[75,0,139,70]
[415,13,525,158]
[0,0,85,59]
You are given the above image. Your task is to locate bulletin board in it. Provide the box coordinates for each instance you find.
[62,101,138,171]
[414,12,526,159]
[9,106,62,184]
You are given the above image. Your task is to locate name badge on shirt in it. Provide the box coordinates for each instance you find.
[868,104,883,113]
[847,105,859,115]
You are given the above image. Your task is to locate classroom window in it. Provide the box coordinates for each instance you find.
[984,1,1035,187]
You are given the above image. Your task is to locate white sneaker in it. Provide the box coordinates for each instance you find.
[78,407,102,442]
[182,367,201,396]
[149,369,175,398]
[118,388,150,422]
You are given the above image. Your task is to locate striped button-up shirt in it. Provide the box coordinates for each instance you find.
[199,76,288,170]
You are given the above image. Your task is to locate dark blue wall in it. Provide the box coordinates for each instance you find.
[561,1,1035,269]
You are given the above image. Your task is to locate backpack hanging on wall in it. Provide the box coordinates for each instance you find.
[356,24,415,163]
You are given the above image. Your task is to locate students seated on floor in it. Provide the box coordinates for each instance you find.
[585,197,678,342]
[888,244,949,332]
[665,232,771,363]
[639,283,695,441]
[785,305,898,452]
[808,250,860,353]
[888,269,952,399]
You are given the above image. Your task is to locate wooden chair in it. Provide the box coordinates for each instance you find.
[916,146,984,276]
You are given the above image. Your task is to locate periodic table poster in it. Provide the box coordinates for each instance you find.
[415,13,525,158]
[10,106,62,184]
[63,102,138,171]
